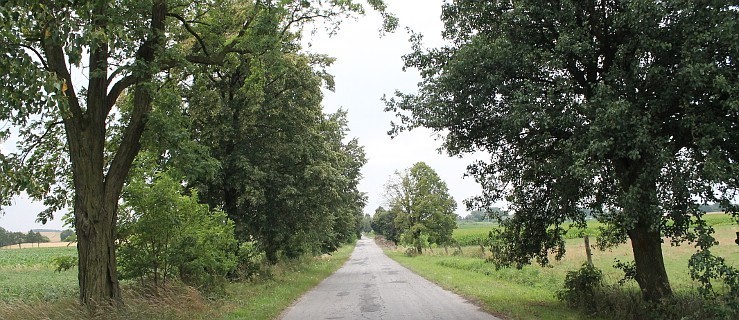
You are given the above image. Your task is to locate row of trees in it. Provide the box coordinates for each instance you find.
[386,0,738,303]
[372,162,457,254]
[458,208,506,222]
[0,0,395,305]
[0,227,49,248]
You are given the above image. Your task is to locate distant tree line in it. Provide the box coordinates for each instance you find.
[458,208,506,222]
[0,227,50,248]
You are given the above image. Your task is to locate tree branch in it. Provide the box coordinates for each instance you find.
[40,37,84,123]
[167,12,210,56]
[12,43,50,70]
[104,75,137,113]
[19,121,64,165]
[105,0,168,201]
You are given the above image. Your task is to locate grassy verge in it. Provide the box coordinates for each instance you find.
[386,251,580,320]
[386,223,737,320]
[214,244,354,319]
[0,243,355,320]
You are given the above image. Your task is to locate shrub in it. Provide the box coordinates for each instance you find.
[117,173,238,292]
[557,263,603,312]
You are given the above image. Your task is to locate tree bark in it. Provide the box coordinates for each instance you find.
[75,196,121,304]
[628,224,673,301]
[615,158,673,302]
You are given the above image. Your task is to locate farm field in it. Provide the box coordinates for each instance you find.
[453,212,734,246]
[387,213,738,320]
[0,247,78,302]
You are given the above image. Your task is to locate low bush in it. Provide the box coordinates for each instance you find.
[556,263,603,313]
[117,173,238,292]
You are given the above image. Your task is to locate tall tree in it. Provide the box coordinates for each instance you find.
[386,0,738,301]
[385,162,457,253]
[0,0,391,304]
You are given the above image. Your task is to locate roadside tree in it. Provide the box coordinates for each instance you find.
[386,0,738,301]
[371,206,401,243]
[385,162,457,253]
[0,0,393,304]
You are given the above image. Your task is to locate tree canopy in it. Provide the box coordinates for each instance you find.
[0,0,393,305]
[384,162,457,254]
[386,0,738,302]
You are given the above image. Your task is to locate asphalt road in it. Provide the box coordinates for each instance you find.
[280,237,499,320]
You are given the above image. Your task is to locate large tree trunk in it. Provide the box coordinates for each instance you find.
[628,224,672,301]
[40,0,165,306]
[75,194,121,304]
[615,158,673,302]
[67,123,123,304]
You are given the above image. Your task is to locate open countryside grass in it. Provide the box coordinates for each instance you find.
[0,243,355,319]
[0,246,78,302]
[453,213,736,245]
[388,216,738,320]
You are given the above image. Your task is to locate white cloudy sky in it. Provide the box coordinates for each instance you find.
[0,0,487,232]
[307,0,486,216]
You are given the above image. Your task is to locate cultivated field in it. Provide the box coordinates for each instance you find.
[1,242,76,249]
[0,246,78,302]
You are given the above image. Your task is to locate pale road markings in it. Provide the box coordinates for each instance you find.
[280,237,500,320]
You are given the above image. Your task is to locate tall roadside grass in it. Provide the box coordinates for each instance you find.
[215,244,354,319]
[0,243,355,320]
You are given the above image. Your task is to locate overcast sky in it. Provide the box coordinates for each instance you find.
[307,0,485,217]
[0,0,486,232]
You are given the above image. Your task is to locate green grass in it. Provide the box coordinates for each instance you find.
[0,243,355,319]
[0,246,78,302]
[390,220,738,320]
[453,213,737,246]
[215,244,354,319]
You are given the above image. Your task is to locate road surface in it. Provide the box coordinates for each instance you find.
[280,237,499,320]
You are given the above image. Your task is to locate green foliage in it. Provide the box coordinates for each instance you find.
[185,19,368,262]
[385,162,457,253]
[386,0,739,301]
[118,172,238,292]
[687,217,739,309]
[613,259,637,286]
[52,256,77,273]
[59,229,74,242]
[557,263,603,312]
[358,213,372,235]
[371,206,401,243]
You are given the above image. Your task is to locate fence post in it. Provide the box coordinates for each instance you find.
[584,235,593,266]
